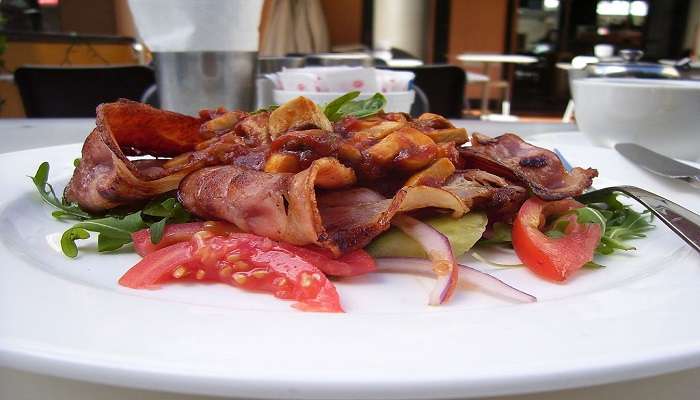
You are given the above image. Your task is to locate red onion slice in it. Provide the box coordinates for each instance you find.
[392,215,459,305]
[375,257,537,303]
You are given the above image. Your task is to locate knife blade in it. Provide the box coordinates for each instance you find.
[614,143,700,189]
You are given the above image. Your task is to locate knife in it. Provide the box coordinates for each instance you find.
[614,143,700,189]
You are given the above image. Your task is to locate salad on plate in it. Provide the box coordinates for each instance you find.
[30,92,653,312]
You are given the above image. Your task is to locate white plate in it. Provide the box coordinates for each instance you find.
[1,143,699,400]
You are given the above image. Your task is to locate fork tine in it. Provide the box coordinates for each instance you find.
[555,149,700,252]
[606,186,700,253]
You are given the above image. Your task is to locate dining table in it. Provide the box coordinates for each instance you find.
[1,117,699,400]
[457,53,538,118]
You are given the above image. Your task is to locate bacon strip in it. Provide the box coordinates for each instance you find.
[178,158,357,252]
[179,156,527,256]
[443,170,528,221]
[460,133,597,200]
[98,99,212,157]
[65,128,190,214]
[317,186,466,254]
[65,102,269,213]
[179,157,472,255]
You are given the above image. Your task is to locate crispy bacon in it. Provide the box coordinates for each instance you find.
[444,170,528,221]
[64,116,192,213]
[317,185,466,254]
[65,102,269,213]
[178,157,358,254]
[178,154,528,255]
[179,157,472,255]
[162,112,271,174]
[98,100,213,157]
[460,133,597,200]
[65,96,594,233]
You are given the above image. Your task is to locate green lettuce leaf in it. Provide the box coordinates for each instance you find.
[366,212,487,258]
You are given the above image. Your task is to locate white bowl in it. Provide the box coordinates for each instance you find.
[573,78,700,161]
[273,90,415,114]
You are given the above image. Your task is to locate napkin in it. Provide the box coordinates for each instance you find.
[270,67,414,93]
[128,0,264,52]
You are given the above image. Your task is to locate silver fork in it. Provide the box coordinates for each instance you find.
[554,148,700,253]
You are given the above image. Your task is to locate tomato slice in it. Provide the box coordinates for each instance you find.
[281,244,376,277]
[132,222,376,276]
[120,232,344,312]
[119,242,194,288]
[131,221,238,256]
[512,197,601,282]
[132,222,203,256]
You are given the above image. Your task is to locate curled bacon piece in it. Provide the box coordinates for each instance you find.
[179,156,474,256]
[65,102,271,213]
[179,154,528,256]
[178,157,358,252]
[99,99,213,157]
[443,170,528,221]
[162,112,271,173]
[64,103,199,213]
[318,186,466,254]
[460,133,597,200]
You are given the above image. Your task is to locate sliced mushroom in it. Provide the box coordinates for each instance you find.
[404,158,456,187]
[268,96,332,139]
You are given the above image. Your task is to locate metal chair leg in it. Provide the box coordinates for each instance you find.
[501,82,511,115]
[480,82,490,115]
[480,62,491,116]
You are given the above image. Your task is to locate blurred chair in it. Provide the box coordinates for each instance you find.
[410,85,430,117]
[463,71,489,113]
[14,65,155,117]
[385,64,465,118]
[390,47,419,59]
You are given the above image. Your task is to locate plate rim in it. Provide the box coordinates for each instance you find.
[2,142,700,399]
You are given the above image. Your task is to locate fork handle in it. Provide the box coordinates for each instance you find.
[616,186,700,253]
[683,176,700,190]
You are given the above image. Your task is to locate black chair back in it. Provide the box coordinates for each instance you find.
[14,65,155,117]
[384,64,465,118]
[390,47,419,59]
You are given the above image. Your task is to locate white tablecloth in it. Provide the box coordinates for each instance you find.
[1,118,699,400]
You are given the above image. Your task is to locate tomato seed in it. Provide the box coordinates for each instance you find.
[300,273,312,288]
[233,273,248,285]
[273,277,287,287]
[251,270,269,279]
[172,266,187,279]
[234,261,250,271]
[219,266,233,279]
